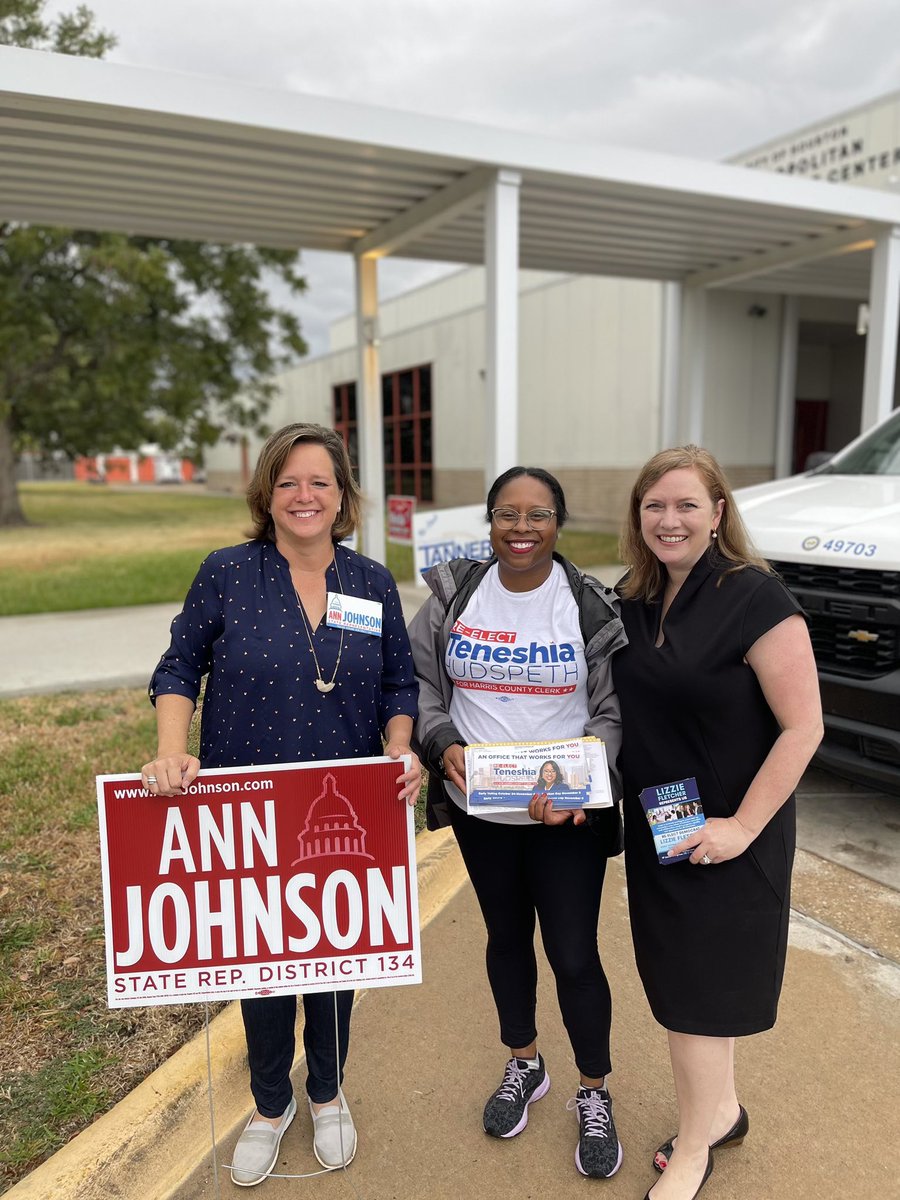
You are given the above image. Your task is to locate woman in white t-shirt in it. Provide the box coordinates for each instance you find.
[409,467,628,1183]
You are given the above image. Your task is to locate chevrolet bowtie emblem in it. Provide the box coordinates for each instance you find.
[847,629,880,643]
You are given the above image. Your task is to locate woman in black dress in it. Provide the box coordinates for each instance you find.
[613,446,822,1200]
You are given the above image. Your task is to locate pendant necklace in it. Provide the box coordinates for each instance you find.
[294,555,344,693]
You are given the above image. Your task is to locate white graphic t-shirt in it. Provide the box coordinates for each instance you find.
[446,561,588,823]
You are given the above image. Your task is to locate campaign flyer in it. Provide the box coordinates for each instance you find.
[464,737,614,815]
[639,777,705,865]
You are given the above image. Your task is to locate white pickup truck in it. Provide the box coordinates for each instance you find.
[735,407,900,795]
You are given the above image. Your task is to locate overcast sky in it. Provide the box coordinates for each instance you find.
[45,0,900,353]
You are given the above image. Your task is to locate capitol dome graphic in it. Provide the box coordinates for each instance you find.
[292,772,373,863]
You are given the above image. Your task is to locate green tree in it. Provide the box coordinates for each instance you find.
[0,1,307,525]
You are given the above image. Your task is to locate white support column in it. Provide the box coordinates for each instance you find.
[774,296,799,478]
[861,225,900,432]
[660,282,682,448]
[682,285,707,445]
[354,253,385,564]
[484,169,521,488]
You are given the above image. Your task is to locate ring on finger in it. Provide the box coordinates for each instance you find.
[146,776,157,784]
[700,853,712,865]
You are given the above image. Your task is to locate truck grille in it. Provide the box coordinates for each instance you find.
[770,561,900,679]
[772,561,900,598]
[807,618,898,676]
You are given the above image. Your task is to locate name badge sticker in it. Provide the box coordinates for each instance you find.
[326,592,383,636]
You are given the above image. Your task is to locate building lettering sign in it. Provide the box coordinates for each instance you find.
[413,503,491,588]
[733,96,900,189]
[96,758,421,1008]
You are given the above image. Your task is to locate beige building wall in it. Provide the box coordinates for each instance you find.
[205,269,784,522]
[204,350,354,490]
[373,273,664,527]
[702,291,783,478]
[328,267,566,351]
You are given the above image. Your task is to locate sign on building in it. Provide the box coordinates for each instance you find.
[733,94,900,190]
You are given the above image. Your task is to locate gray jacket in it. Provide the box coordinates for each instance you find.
[408,554,627,853]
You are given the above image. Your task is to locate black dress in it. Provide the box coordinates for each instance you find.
[613,552,801,1036]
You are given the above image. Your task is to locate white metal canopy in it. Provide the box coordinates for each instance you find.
[3,46,900,558]
[3,47,898,290]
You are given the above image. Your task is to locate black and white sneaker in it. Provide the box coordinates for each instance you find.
[482,1055,550,1138]
[567,1085,623,1178]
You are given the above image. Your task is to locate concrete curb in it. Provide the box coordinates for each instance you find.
[6,827,468,1200]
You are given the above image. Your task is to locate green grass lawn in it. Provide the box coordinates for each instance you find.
[0,484,620,616]
[0,689,205,1188]
[1,485,251,616]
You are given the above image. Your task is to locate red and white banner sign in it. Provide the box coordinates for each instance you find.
[96,757,421,1008]
[386,494,415,545]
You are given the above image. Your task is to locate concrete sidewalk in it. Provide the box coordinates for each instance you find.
[0,570,623,700]
[9,834,898,1200]
[175,857,900,1200]
[0,583,429,699]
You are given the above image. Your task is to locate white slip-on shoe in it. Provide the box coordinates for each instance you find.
[308,1090,357,1169]
[230,1096,297,1187]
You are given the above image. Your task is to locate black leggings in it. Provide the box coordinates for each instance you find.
[449,802,613,1079]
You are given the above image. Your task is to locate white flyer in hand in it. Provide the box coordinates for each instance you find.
[464,736,614,815]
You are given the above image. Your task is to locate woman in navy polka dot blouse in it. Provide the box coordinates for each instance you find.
[140,423,420,1185]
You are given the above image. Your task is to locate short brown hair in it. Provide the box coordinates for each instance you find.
[618,444,770,602]
[246,423,361,543]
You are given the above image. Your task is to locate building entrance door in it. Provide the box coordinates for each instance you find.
[792,399,829,472]
[794,318,865,468]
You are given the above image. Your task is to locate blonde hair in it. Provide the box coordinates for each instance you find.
[246,423,361,543]
[618,445,770,602]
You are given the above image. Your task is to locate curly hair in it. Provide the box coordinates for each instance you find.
[618,445,770,602]
[246,423,361,543]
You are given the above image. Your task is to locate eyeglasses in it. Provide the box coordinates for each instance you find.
[490,507,557,530]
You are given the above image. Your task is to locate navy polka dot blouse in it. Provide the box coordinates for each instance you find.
[149,540,418,769]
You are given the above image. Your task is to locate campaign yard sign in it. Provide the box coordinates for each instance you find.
[386,495,415,545]
[97,758,421,1008]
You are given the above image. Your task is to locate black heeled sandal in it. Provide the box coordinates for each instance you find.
[653,1104,748,1172]
[644,1148,714,1200]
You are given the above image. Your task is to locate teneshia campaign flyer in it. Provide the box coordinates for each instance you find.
[464,736,614,816]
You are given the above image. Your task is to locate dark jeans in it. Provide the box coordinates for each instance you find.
[449,802,613,1079]
[240,989,354,1116]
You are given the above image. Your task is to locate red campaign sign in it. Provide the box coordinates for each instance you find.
[386,494,415,545]
[96,757,421,1008]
